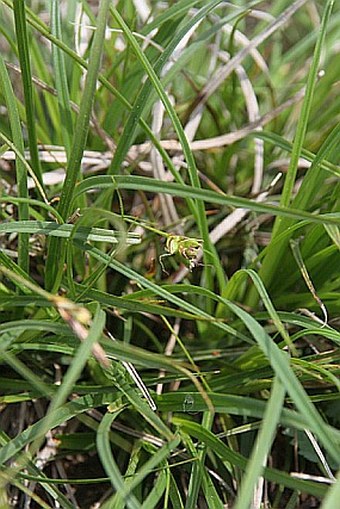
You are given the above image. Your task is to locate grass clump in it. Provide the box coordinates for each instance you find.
[0,1,339,508]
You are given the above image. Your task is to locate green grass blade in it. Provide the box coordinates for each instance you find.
[140,0,203,35]
[97,412,142,509]
[292,121,340,212]
[180,430,205,509]
[321,473,340,509]
[201,469,225,509]
[110,442,142,509]
[157,392,340,440]
[140,469,167,509]
[182,412,214,509]
[73,174,340,226]
[0,252,34,293]
[0,55,29,271]
[251,131,340,178]
[12,0,43,188]
[0,350,53,400]
[0,220,141,245]
[0,131,49,203]
[0,196,63,223]
[234,377,286,509]
[0,320,70,337]
[225,268,294,351]
[71,283,206,321]
[50,0,73,156]
[28,36,60,138]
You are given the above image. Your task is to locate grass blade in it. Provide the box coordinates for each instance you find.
[321,474,340,509]
[0,56,29,271]
[0,220,141,245]
[234,377,286,509]
[96,412,142,509]
[74,174,340,226]
[12,0,43,188]
[50,0,73,156]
